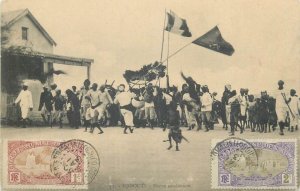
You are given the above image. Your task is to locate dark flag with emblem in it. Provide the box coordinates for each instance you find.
[165,11,192,37]
[192,26,234,56]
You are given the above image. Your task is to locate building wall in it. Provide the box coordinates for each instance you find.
[1,91,7,118]
[4,15,54,53]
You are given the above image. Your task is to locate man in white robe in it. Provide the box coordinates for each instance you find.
[289,89,299,132]
[200,85,213,132]
[238,88,248,129]
[14,82,33,128]
[273,80,291,135]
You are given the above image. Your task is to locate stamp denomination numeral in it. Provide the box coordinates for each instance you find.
[282,174,292,184]
[9,172,20,183]
[71,172,83,183]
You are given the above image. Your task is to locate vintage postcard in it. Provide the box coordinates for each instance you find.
[1,0,300,190]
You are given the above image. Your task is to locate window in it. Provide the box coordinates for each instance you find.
[22,27,28,40]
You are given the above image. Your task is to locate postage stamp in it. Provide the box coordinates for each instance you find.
[211,138,297,189]
[2,139,100,189]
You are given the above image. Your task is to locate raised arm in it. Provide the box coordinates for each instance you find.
[14,91,22,104]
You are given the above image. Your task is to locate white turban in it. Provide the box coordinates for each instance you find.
[225,84,231,91]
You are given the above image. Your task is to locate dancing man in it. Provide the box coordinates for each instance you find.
[114,84,135,134]
[86,83,104,134]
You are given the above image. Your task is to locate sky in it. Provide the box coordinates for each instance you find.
[2,0,300,97]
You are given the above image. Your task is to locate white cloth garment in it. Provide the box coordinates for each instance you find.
[114,91,136,126]
[238,95,248,116]
[201,92,213,112]
[290,96,300,126]
[163,92,173,105]
[15,90,33,119]
[120,109,134,127]
[114,92,135,106]
[182,93,193,102]
[182,93,197,126]
[273,88,290,122]
[80,88,90,107]
[51,89,56,97]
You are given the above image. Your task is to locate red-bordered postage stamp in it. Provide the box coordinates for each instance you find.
[3,140,89,189]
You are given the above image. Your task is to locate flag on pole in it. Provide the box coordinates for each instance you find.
[192,26,234,56]
[165,11,192,37]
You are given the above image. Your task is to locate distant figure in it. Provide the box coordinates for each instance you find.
[289,89,299,132]
[85,83,104,134]
[267,96,277,132]
[79,79,91,132]
[154,87,167,128]
[98,84,113,126]
[228,90,243,135]
[180,72,199,102]
[38,85,53,125]
[247,95,256,132]
[257,91,269,133]
[143,83,156,129]
[14,82,33,128]
[244,88,250,128]
[50,83,58,115]
[72,85,80,98]
[221,84,232,129]
[182,84,198,130]
[274,80,291,135]
[238,88,248,129]
[72,86,77,94]
[53,89,66,128]
[170,86,184,126]
[133,91,146,128]
[50,83,57,97]
[165,101,182,151]
[66,89,81,129]
[211,92,222,127]
[200,85,213,132]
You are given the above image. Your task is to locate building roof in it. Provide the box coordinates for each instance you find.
[1,9,57,46]
[2,46,93,66]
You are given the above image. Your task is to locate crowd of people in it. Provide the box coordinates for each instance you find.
[14,75,300,143]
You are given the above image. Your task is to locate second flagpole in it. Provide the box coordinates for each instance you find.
[166,15,170,93]
[159,9,167,88]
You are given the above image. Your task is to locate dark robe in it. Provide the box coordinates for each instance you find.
[38,91,53,111]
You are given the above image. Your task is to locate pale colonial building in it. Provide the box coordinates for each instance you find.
[1,9,93,122]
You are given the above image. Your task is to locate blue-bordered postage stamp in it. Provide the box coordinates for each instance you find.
[211,138,297,189]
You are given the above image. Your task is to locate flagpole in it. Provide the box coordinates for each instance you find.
[166,22,170,93]
[161,41,193,63]
[128,12,196,90]
[160,9,167,62]
[159,9,167,87]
